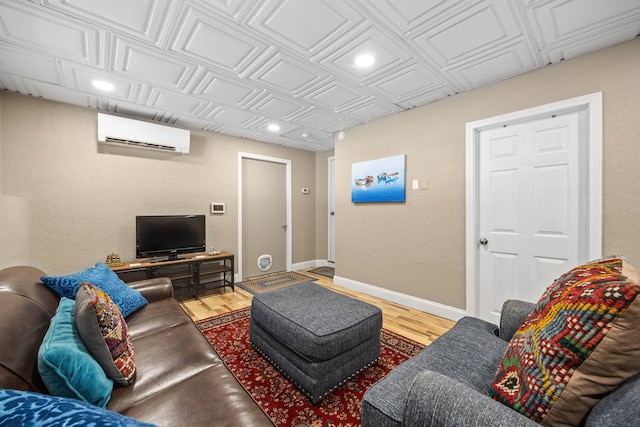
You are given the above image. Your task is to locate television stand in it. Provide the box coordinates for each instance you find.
[110,252,234,299]
[149,255,188,263]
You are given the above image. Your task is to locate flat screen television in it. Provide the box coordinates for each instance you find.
[136,215,206,260]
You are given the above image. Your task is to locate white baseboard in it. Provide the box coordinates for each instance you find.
[288,262,464,322]
[333,275,466,322]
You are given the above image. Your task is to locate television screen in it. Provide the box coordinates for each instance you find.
[136,215,206,260]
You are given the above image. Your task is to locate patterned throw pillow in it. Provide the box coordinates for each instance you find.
[488,256,640,425]
[41,262,147,317]
[75,282,136,385]
[0,389,157,427]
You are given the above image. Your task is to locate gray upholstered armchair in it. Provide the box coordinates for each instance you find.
[362,299,640,426]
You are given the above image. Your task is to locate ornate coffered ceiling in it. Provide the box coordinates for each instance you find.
[1,0,639,151]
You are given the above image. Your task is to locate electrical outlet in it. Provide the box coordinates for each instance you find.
[412,179,420,190]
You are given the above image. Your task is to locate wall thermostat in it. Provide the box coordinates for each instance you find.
[211,203,225,214]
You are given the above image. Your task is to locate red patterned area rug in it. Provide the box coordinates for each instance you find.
[196,307,425,427]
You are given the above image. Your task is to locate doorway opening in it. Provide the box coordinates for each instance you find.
[237,152,292,280]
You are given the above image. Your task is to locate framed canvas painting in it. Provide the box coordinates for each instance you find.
[351,154,406,203]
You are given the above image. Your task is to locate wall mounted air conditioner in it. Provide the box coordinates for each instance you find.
[97,113,190,154]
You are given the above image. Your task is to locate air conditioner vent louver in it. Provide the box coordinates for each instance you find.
[103,137,177,152]
[97,113,190,154]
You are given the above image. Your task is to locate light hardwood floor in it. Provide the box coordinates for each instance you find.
[180,269,455,346]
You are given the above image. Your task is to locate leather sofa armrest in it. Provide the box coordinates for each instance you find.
[499,299,535,341]
[126,277,174,303]
[403,370,538,427]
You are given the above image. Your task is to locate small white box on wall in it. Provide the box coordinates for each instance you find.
[211,203,225,214]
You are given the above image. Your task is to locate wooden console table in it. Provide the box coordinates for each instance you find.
[111,252,234,299]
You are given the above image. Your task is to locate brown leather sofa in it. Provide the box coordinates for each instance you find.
[0,265,275,426]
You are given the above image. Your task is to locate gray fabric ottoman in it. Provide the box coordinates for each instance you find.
[249,281,382,404]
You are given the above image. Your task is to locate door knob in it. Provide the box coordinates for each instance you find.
[282,224,287,231]
[479,238,488,245]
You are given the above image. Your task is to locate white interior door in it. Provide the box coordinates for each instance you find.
[328,156,336,263]
[478,112,583,324]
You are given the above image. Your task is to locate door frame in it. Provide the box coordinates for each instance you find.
[328,156,335,263]
[237,152,292,280]
[464,92,603,317]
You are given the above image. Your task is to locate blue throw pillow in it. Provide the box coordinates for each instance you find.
[0,389,157,426]
[41,263,147,317]
[37,298,114,408]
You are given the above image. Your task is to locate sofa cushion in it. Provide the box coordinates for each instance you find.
[37,297,114,407]
[488,256,640,425]
[41,263,147,317]
[0,389,156,426]
[363,316,506,427]
[75,282,136,385]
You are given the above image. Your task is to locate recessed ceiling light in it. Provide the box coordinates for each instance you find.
[301,133,309,138]
[267,123,280,132]
[354,53,375,68]
[92,80,115,92]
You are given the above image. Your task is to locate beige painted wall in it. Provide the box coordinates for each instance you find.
[0,91,2,186]
[335,38,640,310]
[0,92,33,267]
[0,92,318,274]
[315,150,334,261]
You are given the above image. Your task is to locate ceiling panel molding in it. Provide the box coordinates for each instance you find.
[525,0,640,63]
[541,26,640,64]
[0,1,102,66]
[246,51,330,97]
[59,60,140,102]
[525,0,640,47]
[410,1,528,68]
[251,93,312,121]
[170,4,271,76]
[294,108,348,131]
[283,126,332,141]
[41,0,174,47]
[0,43,60,84]
[366,63,451,104]
[0,0,638,151]
[395,89,455,110]
[446,39,540,88]
[318,24,417,84]
[356,0,474,37]
[245,0,363,59]
[0,72,32,94]
[191,0,255,23]
[306,80,371,112]
[144,87,212,116]
[110,36,200,90]
[191,71,265,109]
[24,79,101,109]
[206,105,263,129]
[341,98,403,123]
